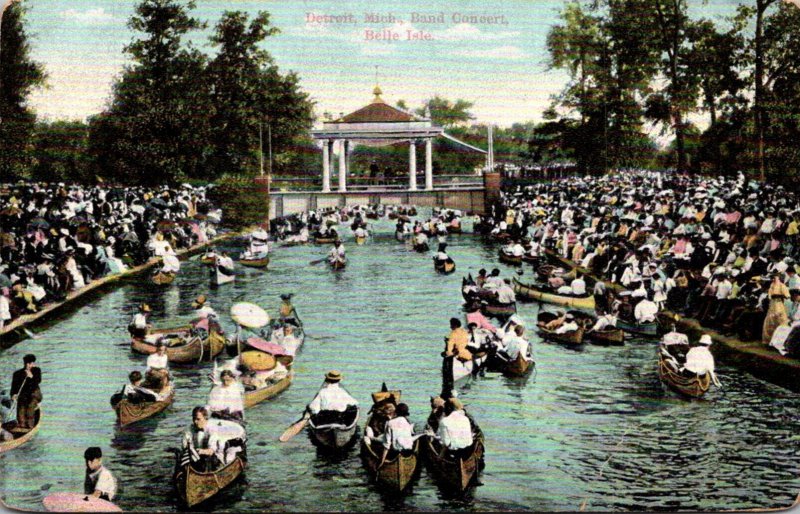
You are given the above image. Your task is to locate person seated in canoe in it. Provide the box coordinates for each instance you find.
[587,309,618,334]
[465,302,498,335]
[278,325,302,357]
[207,370,245,423]
[494,279,517,306]
[364,398,396,443]
[278,293,302,327]
[476,269,488,289]
[127,303,152,338]
[556,272,587,296]
[216,252,235,276]
[146,342,169,372]
[191,295,218,332]
[554,314,580,335]
[328,240,346,265]
[306,371,359,426]
[498,325,531,363]
[433,243,453,265]
[681,334,721,385]
[244,229,269,258]
[377,403,425,466]
[180,406,246,472]
[414,230,429,249]
[353,226,368,241]
[503,240,525,258]
[111,371,159,407]
[634,296,659,324]
[285,225,310,244]
[84,447,117,502]
[426,396,446,433]
[159,245,181,275]
[526,239,542,258]
[483,268,504,290]
[425,398,474,458]
[660,322,690,362]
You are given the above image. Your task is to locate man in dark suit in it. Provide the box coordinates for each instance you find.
[10,354,42,430]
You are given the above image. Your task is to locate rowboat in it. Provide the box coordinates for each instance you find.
[131,328,226,364]
[512,278,595,310]
[355,236,367,245]
[502,352,535,377]
[152,271,175,285]
[413,242,429,252]
[481,302,516,318]
[499,250,522,265]
[330,259,346,271]
[434,260,456,274]
[0,408,41,454]
[361,436,420,493]
[617,318,660,337]
[308,407,360,450]
[423,428,484,492]
[174,456,246,508]
[244,369,294,408]
[43,492,121,512]
[114,388,174,426]
[658,350,711,398]
[314,236,337,244]
[538,326,584,345]
[239,255,269,269]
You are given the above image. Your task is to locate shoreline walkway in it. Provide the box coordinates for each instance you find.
[542,249,800,393]
[0,231,242,347]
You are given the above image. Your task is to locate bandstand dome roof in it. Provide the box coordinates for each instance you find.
[334,86,421,124]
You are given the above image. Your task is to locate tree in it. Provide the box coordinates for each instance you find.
[88,0,213,185]
[0,1,46,179]
[415,96,474,127]
[31,121,91,183]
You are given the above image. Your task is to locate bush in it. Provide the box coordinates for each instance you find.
[208,175,269,230]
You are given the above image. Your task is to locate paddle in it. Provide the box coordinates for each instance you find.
[279,412,310,442]
[309,258,327,266]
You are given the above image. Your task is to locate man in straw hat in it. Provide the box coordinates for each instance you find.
[426,397,474,458]
[278,293,301,327]
[127,304,151,338]
[306,371,358,426]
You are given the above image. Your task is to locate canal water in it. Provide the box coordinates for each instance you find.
[1,215,798,512]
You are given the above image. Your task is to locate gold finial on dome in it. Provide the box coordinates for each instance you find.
[372,85,384,103]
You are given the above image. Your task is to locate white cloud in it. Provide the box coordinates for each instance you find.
[59,8,117,26]
[453,46,527,60]
[437,23,520,42]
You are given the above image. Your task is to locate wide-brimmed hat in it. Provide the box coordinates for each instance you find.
[325,370,342,382]
[280,293,293,300]
[139,303,151,312]
[698,334,713,346]
[192,295,206,307]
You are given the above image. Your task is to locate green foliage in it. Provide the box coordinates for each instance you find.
[0,1,46,180]
[415,96,474,128]
[31,121,91,183]
[207,175,269,229]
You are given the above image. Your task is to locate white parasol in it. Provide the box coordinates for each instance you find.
[43,493,122,513]
[230,302,269,329]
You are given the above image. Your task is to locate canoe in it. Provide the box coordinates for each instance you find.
[43,493,121,512]
[537,325,584,345]
[355,236,367,245]
[434,260,456,274]
[152,271,176,285]
[212,266,236,286]
[115,388,174,427]
[200,253,217,265]
[512,278,595,310]
[447,226,462,234]
[658,351,711,398]
[314,236,337,245]
[239,256,269,269]
[451,352,489,382]
[131,329,226,364]
[499,250,522,265]
[366,212,379,220]
[244,370,293,408]
[617,318,660,337]
[502,353,535,377]
[490,232,511,243]
[522,254,543,265]
[0,408,41,454]
[423,428,484,492]
[413,242,429,252]
[568,311,625,345]
[481,302,516,318]
[360,436,419,493]
[308,408,359,450]
[174,456,246,508]
[330,259,346,271]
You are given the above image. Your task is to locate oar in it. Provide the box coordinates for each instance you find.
[279,412,310,442]
[309,258,327,266]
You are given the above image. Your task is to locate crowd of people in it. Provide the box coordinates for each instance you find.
[475,170,800,358]
[0,183,221,331]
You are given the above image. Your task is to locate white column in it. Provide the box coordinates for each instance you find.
[338,140,347,192]
[322,140,331,192]
[425,138,433,190]
[409,140,417,191]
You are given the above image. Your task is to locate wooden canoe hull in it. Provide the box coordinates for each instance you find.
[115,390,174,427]
[152,271,176,285]
[538,326,584,345]
[330,259,347,271]
[434,261,456,274]
[481,302,517,318]
[308,409,359,450]
[504,353,534,377]
[617,318,660,337]
[239,256,269,268]
[131,330,226,364]
[200,255,216,265]
[360,438,419,493]
[0,408,41,454]
[513,278,595,310]
[658,352,711,398]
[499,251,522,265]
[423,432,484,492]
[315,237,336,245]
[175,457,245,508]
[413,243,429,252]
[587,328,625,345]
[355,236,367,245]
[243,371,293,408]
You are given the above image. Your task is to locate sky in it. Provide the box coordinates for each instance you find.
[20,0,739,128]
